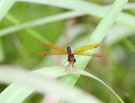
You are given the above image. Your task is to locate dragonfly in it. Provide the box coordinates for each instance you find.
[40,43,103,71]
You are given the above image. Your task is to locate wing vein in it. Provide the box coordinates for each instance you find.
[39,51,67,55]
[73,44,99,54]
[41,43,67,53]
[74,52,104,57]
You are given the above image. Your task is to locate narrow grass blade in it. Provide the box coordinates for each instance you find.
[0,66,124,103]
[0,40,5,62]
[0,11,83,37]
[17,0,135,28]
[0,0,16,62]
[0,0,16,21]
[105,24,135,45]
[4,14,51,43]
[0,67,102,103]
[61,0,128,87]
[1,0,134,36]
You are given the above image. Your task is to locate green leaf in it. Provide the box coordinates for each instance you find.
[0,66,102,103]
[0,0,134,37]
[0,0,16,21]
[61,0,128,86]
[17,0,135,28]
[0,66,124,103]
[0,0,16,62]
[0,11,83,37]
[6,1,127,102]
[0,39,5,62]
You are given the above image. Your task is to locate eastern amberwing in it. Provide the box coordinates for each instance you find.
[40,43,103,71]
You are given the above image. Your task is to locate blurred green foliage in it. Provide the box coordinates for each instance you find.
[0,0,135,103]
[1,2,66,68]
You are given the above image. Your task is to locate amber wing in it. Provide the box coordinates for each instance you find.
[73,44,99,54]
[40,42,67,53]
[40,51,67,55]
[74,52,104,57]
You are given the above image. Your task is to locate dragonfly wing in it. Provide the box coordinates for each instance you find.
[74,52,104,57]
[73,44,99,54]
[39,51,67,56]
[41,42,67,53]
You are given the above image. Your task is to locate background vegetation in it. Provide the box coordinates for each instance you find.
[0,0,135,103]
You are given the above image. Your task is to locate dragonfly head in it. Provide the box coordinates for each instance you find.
[67,47,72,54]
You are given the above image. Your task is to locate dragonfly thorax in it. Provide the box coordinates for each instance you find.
[68,54,76,64]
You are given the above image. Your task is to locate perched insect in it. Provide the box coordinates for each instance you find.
[40,43,103,71]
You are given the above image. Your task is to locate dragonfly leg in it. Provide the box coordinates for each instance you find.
[65,63,70,72]
[72,64,74,73]
[60,59,68,66]
[72,64,78,72]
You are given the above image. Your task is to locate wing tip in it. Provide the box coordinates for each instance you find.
[38,52,45,56]
[95,44,100,48]
[92,54,104,57]
[40,42,45,45]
